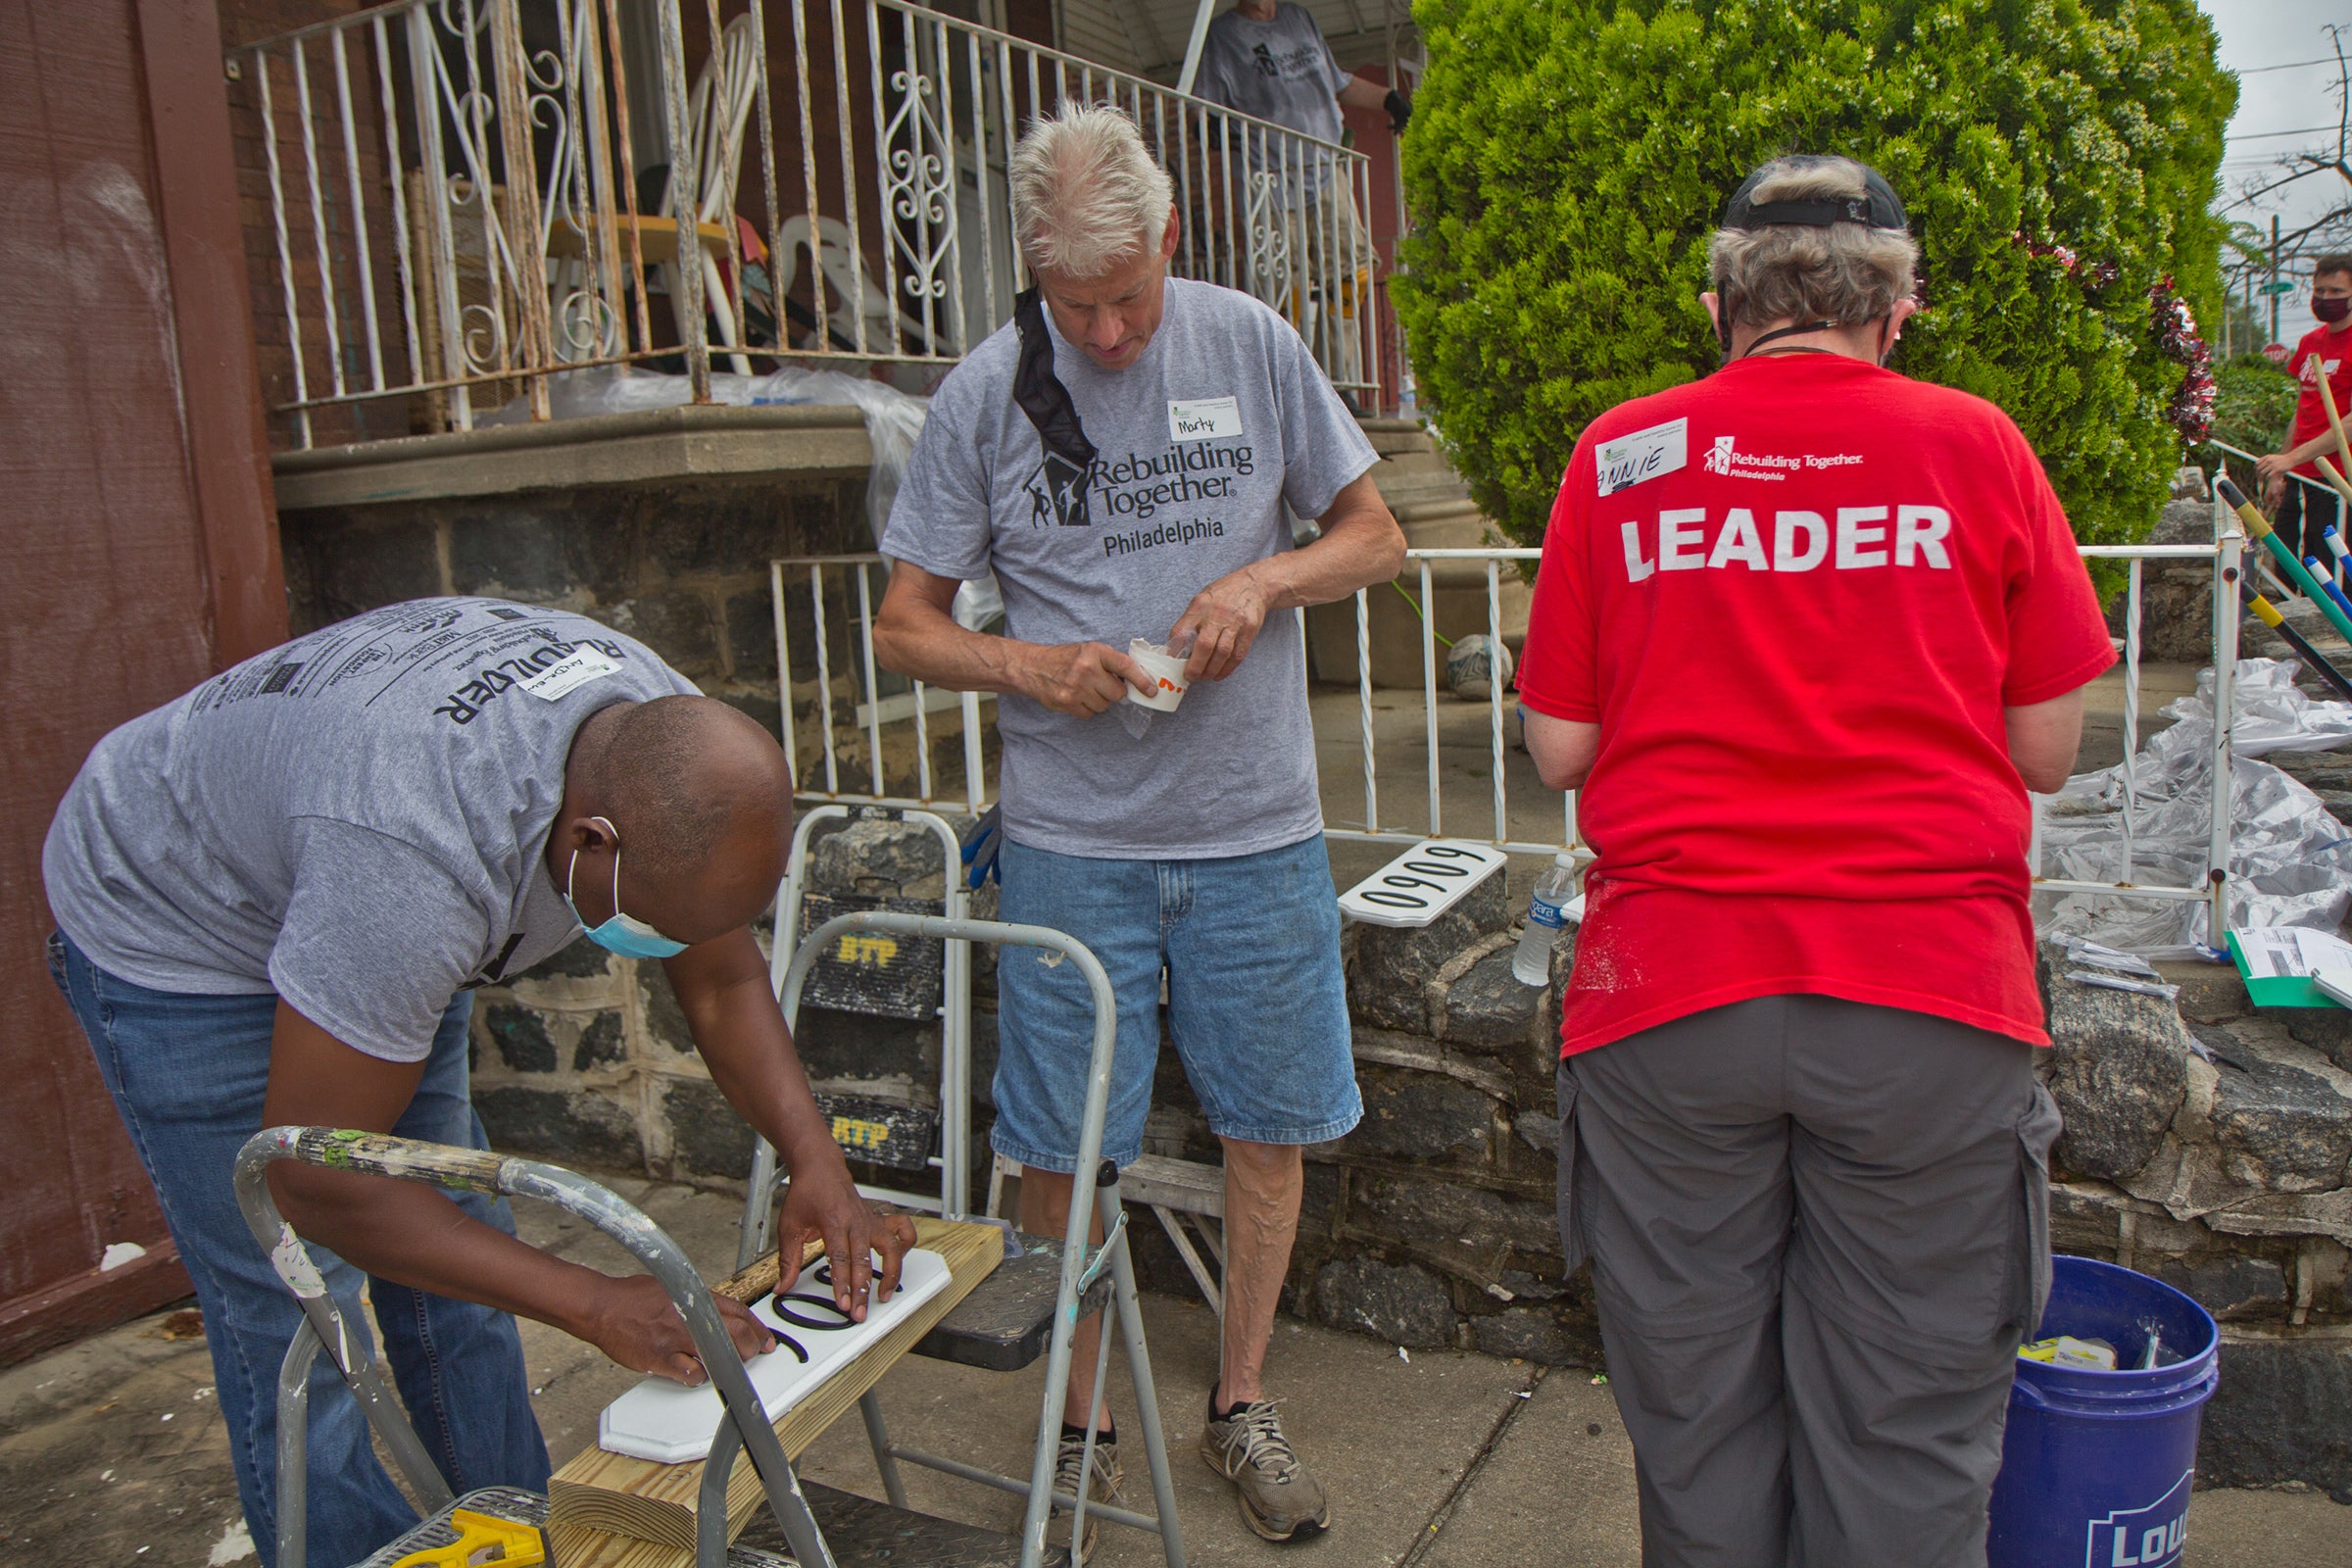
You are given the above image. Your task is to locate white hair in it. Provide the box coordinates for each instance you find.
[1007,102,1174,279]
[1707,156,1920,330]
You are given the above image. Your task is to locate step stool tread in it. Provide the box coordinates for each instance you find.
[912,1235,1112,1372]
[739,1479,1074,1568]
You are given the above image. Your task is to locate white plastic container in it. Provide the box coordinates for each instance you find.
[1126,639,1191,711]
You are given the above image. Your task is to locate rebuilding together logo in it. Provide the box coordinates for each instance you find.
[1022,441,1254,557]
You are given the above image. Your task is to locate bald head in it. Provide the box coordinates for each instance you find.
[554,697,796,944]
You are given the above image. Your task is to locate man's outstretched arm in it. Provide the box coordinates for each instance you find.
[873,562,1158,716]
[663,928,916,1318]
[1170,472,1406,681]
[261,1004,779,1384]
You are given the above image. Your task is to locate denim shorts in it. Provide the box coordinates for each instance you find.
[990,832,1361,1173]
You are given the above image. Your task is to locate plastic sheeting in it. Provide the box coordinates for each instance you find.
[2037,660,2352,956]
[484,367,1004,629]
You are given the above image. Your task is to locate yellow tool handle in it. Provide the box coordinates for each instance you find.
[2319,454,2352,511]
[389,1509,546,1568]
[2319,362,2352,476]
[2246,590,2285,629]
[2214,475,2352,648]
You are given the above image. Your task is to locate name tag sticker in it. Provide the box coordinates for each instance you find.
[1596,417,1688,497]
[1168,396,1242,443]
[520,647,621,701]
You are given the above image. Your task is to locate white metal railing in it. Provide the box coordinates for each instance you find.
[772,554,991,816]
[779,523,2251,943]
[2210,438,2351,525]
[235,0,1384,449]
[2027,522,2243,946]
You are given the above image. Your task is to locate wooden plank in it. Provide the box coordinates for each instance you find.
[546,1218,1003,1563]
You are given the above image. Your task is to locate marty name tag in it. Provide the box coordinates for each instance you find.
[1596,417,1688,497]
[1168,396,1242,443]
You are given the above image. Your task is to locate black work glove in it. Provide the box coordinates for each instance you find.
[960,805,1002,890]
[1384,89,1410,133]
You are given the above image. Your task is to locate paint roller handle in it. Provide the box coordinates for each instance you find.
[2238,574,2282,625]
[2318,356,2352,472]
[2305,557,2352,624]
[2237,577,2352,705]
[2214,476,2352,645]
[2215,474,2269,532]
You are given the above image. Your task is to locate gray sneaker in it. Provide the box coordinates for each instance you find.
[1200,1397,1330,1542]
[1053,1429,1122,1562]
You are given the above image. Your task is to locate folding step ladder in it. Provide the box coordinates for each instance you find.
[740,895,1187,1567]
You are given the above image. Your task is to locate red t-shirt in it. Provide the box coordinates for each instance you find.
[1517,354,2116,1056]
[2287,323,2352,477]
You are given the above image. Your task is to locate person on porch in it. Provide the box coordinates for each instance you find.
[1192,0,1407,398]
[873,102,1405,1551]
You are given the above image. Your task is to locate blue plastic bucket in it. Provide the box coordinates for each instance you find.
[1986,1255,2220,1568]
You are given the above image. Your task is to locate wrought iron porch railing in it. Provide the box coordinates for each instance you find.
[234,0,1386,450]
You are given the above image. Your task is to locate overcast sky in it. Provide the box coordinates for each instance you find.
[2205,0,2346,279]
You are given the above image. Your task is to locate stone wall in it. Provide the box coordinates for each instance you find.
[279,473,933,783]
[2043,955,2352,1495]
[282,467,1004,806]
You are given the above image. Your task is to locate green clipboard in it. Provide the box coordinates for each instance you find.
[2225,929,2332,1007]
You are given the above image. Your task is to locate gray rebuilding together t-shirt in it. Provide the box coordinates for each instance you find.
[1195,2,1351,148]
[882,276,1377,859]
[43,598,699,1062]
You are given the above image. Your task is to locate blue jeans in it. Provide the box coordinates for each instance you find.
[991,833,1361,1172]
[48,931,549,1568]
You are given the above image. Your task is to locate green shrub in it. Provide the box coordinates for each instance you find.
[1394,0,2236,551]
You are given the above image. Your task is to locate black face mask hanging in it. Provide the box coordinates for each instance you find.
[1012,287,1097,528]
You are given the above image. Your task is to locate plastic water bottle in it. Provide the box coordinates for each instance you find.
[1511,853,1580,986]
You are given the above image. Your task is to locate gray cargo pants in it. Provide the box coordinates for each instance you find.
[1556,994,2061,1568]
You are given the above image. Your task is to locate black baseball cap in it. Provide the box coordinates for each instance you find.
[1721,156,1908,232]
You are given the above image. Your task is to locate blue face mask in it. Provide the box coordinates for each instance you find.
[564,816,689,958]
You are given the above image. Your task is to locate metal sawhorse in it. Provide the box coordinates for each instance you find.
[235,1124,1058,1568]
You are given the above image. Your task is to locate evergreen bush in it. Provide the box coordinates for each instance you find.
[1394,0,2236,550]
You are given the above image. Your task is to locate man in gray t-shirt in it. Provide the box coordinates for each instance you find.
[875,103,1404,1546]
[42,597,912,1567]
[1193,1,1405,395]
[1194,0,1404,151]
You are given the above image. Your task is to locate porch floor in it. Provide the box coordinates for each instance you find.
[0,1175,2338,1565]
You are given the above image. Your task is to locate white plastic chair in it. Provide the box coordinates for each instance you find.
[665,14,760,375]
[770,214,948,359]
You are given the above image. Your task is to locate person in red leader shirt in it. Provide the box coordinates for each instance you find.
[2256,254,2352,572]
[1514,155,2116,1566]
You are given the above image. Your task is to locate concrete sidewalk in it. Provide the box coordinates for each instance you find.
[1,1178,2341,1565]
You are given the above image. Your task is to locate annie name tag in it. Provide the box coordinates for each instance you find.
[1168,396,1242,442]
[1596,417,1688,497]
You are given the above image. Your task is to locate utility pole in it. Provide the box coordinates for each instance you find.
[2271,215,2282,346]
